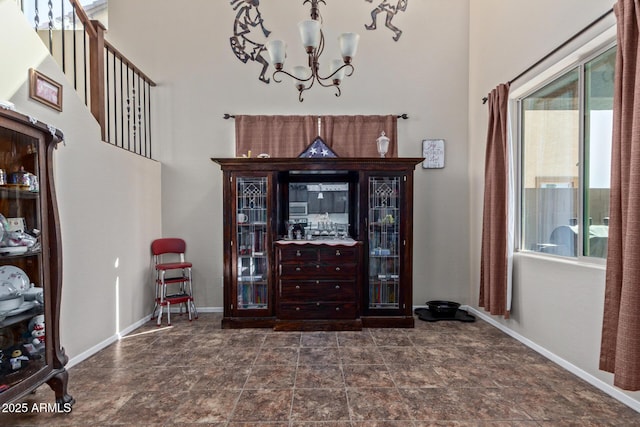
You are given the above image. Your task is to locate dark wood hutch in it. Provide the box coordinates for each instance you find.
[212,157,422,330]
[0,108,73,407]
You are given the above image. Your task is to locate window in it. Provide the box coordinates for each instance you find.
[19,0,107,30]
[519,45,615,259]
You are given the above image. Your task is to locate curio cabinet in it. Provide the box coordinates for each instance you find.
[0,108,72,408]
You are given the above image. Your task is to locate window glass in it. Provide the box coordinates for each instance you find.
[521,69,580,256]
[584,47,615,258]
[519,46,615,259]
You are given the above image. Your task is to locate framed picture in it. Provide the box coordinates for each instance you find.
[29,69,63,111]
[422,139,445,169]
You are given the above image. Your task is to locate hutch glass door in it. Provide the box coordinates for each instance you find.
[0,127,46,389]
[367,176,400,309]
[235,176,269,310]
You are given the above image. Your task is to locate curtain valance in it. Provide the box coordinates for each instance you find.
[234,115,398,158]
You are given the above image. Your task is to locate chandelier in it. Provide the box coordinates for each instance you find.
[265,0,360,102]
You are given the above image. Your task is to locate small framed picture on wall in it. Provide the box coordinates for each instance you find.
[29,68,63,112]
[422,139,445,169]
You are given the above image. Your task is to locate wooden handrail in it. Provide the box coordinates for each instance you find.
[68,0,97,38]
[104,40,157,87]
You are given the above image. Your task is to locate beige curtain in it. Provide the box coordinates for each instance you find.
[600,0,640,391]
[235,115,398,158]
[235,115,316,157]
[321,115,398,157]
[479,83,511,318]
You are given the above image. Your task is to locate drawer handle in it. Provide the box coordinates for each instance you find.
[336,250,341,256]
[335,285,340,289]
[295,267,301,271]
[316,264,320,269]
[335,267,341,271]
[295,285,300,289]
[296,307,300,311]
[296,250,301,257]
[336,307,340,311]
[316,302,320,306]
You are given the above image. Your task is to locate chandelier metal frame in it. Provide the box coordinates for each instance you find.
[267,0,358,102]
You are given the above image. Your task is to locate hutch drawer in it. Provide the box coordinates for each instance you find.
[278,246,318,262]
[318,246,359,261]
[278,302,358,319]
[279,279,356,302]
[279,263,357,277]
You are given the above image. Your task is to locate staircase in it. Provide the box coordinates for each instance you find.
[15,0,156,159]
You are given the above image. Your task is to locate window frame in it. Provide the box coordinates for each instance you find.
[513,40,617,264]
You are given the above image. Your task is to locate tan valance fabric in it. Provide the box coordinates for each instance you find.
[234,115,398,158]
[235,115,316,157]
[321,115,398,157]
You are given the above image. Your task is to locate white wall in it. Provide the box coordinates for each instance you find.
[0,0,162,361]
[106,0,472,309]
[468,0,639,408]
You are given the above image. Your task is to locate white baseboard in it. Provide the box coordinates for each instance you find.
[462,305,640,413]
[66,307,224,368]
[66,314,152,369]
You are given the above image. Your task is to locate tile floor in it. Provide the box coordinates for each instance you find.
[1,312,639,426]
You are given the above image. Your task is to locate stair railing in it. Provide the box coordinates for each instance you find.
[16,0,156,159]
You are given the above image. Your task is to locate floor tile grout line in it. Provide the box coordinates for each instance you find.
[381,330,413,420]
[225,331,262,425]
[287,331,302,425]
[337,332,353,425]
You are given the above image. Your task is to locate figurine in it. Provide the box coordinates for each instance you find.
[10,349,28,370]
[29,314,45,346]
[31,322,45,345]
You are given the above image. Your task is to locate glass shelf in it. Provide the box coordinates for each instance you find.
[0,249,40,259]
[0,187,39,199]
[0,304,44,329]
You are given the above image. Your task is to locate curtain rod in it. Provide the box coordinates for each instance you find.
[223,113,409,119]
[482,7,615,104]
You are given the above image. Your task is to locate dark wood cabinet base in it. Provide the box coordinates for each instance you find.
[221,317,416,330]
[47,369,75,407]
[274,319,363,331]
[221,317,276,329]
[362,316,415,328]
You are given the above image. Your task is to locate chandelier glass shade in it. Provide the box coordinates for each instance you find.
[265,0,360,102]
